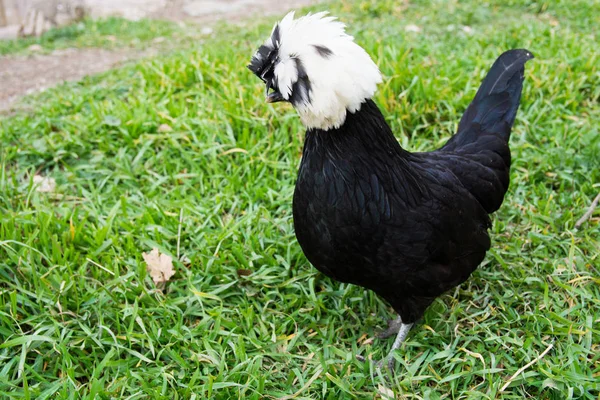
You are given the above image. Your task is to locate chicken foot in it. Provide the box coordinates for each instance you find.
[357,316,413,370]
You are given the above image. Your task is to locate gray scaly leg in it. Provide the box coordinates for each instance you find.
[380,322,413,370]
[377,315,403,339]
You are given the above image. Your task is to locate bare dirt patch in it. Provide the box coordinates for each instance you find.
[0,48,154,112]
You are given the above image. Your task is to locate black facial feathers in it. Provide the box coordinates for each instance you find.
[248,21,314,106]
[247,45,275,78]
[248,24,281,81]
[290,57,311,106]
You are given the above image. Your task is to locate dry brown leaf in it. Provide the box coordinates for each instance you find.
[143,248,175,286]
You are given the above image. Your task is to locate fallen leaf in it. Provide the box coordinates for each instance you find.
[33,175,56,193]
[143,248,175,286]
[236,269,252,277]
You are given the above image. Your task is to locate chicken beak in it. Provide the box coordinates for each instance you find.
[266,91,285,103]
[265,81,285,103]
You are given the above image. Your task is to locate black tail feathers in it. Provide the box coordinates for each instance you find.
[447,49,534,149]
[440,49,533,213]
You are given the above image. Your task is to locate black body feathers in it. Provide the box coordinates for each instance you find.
[292,49,533,323]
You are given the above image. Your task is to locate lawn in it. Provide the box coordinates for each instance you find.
[0,0,599,398]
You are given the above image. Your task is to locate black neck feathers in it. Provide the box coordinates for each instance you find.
[303,99,410,164]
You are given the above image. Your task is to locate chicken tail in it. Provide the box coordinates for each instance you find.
[444,49,534,149]
[439,49,533,213]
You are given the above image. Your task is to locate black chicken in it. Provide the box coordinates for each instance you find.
[248,12,533,368]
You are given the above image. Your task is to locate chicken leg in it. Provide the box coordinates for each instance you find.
[383,321,413,369]
[357,315,413,369]
[377,316,404,339]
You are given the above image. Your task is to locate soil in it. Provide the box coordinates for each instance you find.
[0,0,318,113]
[0,48,154,112]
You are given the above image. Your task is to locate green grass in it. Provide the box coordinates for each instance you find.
[0,17,186,56]
[1,0,599,398]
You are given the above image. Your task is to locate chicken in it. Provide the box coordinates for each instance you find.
[248,12,533,368]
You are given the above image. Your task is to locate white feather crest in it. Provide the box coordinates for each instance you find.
[272,12,382,130]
